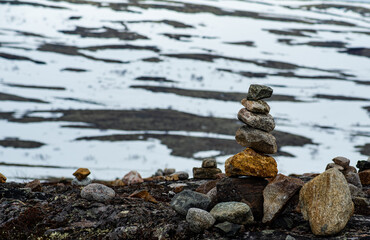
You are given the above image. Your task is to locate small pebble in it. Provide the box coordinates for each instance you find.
[186,208,215,233]
[81,183,115,202]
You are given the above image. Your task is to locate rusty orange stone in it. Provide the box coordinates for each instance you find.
[73,168,91,181]
[225,148,278,178]
[0,173,6,183]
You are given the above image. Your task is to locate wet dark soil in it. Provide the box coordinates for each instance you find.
[126,19,194,28]
[0,52,46,64]
[0,92,48,103]
[4,83,66,91]
[0,178,368,240]
[314,94,369,101]
[224,41,255,47]
[0,138,45,149]
[300,4,370,17]
[340,48,370,58]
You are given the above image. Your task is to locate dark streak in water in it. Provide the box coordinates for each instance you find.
[0,52,46,64]
[0,138,44,149]
[5,83,65,91]
[135,76,177,83]
[61,68,88,72]
[315,94,369,101]
[0,92,48,103]
[0,0,68,9]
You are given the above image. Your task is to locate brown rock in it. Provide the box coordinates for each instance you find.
[345,172,362,188]
[216,177,268,220]
[235,126,277,154]
[333,156,350,168]
[359,169,370,185]
[262,174,304,223]
[73,168,91,181]
[202,158,217,168]
[343,166,357,176]
[353,197,370,216]
[0,173,6,183]
[247,84,273,100]
[25,179,42,192]
[193,168,222,179]
[122,170,144,185]
[299,168,354,236]
[325,163,344,171]
[237,108,275,132]
[241,98,270,114]
[225,148,278,178]
[129,190,158,204]
[195,179,219,194]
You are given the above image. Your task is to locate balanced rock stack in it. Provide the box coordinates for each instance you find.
[225,84,278,178]
[72,168,92,186]
[193,158,222,179]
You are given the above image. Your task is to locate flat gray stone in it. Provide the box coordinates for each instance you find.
[235,125,277,154]
[238,108,275,132]
[210,202,254,225]
[170,190,211,215]
[333,156,350,168]
[72,177,92,186]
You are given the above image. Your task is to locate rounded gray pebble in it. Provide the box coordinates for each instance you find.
[186,208,215,233]
[81,183,115,202]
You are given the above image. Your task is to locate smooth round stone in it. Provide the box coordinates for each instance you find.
[171,171,189,180]
[247,84,273,100]
[170,190,211,215]
[164,168,176,175]
[235,126,277,154]
[202,158,217,168]
[332,156,350,168]
[210,202,254,225]
[238,108,275,132]
[81,183,115,202]
[325,163,344,171]
[186,208,215,233]
[241,98,270,114]
[72,177,92,186]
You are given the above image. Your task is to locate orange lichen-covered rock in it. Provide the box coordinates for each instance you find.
[225,148,277,178]
[73,168,91,181]
[0,173,6,183]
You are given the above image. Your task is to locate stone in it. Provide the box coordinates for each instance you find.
[332,156,350,168]
[206,187,218,207]
[214,221,241,236]
[164,168,176,175]
[325,163,344,171]
[348,184,366,198]
[225,148,277,178]
[353,197,370,216]
[247,84,273,100]
[210,202,254,225]
[170,190,211,215]
[359,169,370,185]
[129,190,158,203]
[186,208,215,233]
[193,167,222,179]
[25,179,42,192]
[238,108,275,132]
[72,177,92,186]
[81,183,115,202]
[73,168,91,181]
[356,160,370,172]
[345,172,362,188]
[235,126,277,154]
[343,166,357,176]
[241,98,270,114]
[217,177,268,220]
[195,179,219,194]
[0,173,6,183]
[122,170,144,185]
[169,183,187,193]
[262,174,304,223]
[202,158,217,168]
[154,169,164,176]
[171,171,189,180]
[299,168,354,236]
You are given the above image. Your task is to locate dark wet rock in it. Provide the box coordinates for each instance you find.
[195,180,219,194]
[81,183,115,202]
[235,125,277,154]
[357,159,370,172]
[299,168,354,236]
[202,158,217,168]
[333,156,350,168]
[193,168,222,179]
[72,177,92,186]
[61,67,88,72]
[0,138,45,149]
[170,190,211,215]
[238,108,275,132]
[0,52,46,64]
[171,171,189,180]
[241,99,270,114]
[359,169,370,185]
[340,48,370,58]
[216,177,268,220]
[60,26,148,41]
[247,84,273,100]
[134,76,176,83]
[315,94,369,101]
[210,202,254,225]
[214,221,241,236]
[186,208,215,233]
[263,174,304,223]
[206,187,217,207]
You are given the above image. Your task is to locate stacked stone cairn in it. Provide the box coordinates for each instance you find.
[72,168,92,186]
[0,173,6,183]
[193,158,222,179]
[225,84,278,178]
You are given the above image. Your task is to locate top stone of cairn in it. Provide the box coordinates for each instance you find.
[247,84,273,101]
